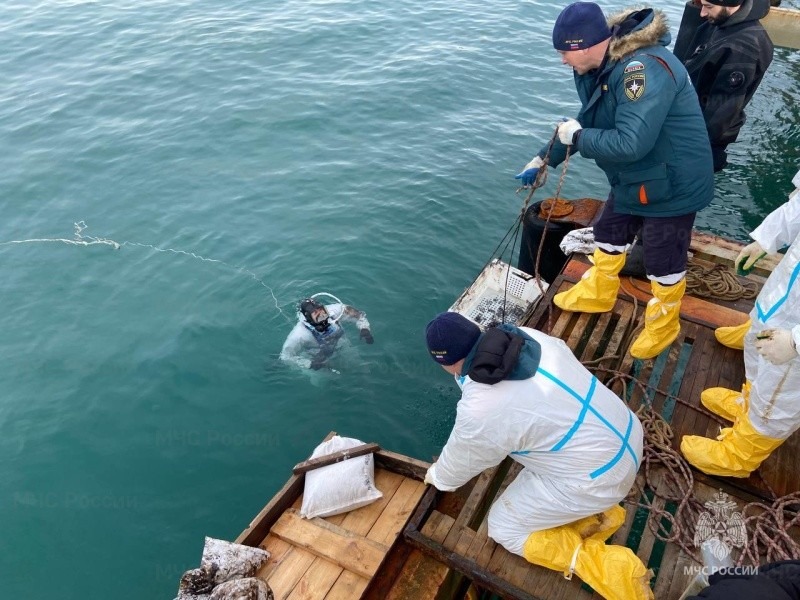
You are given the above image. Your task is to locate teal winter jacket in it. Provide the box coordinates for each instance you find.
[542,8,714,217]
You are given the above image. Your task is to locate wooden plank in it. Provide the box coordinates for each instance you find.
[580,310,613,362]
[368,478,427,547]
[267,546,318,600]
[442,460,510,551]
[257,536,294,580]
[339,469,406,536]
[292,443,381,475]
[375,449,431,480]
[384,548,451,600]
[285,558,342,600]
[236,474,306,546]
[405,529,538,600]
[690,231,779,276]
[271,509,389,580]
[325,571,369,600]
[565,311,594,356]
[430,511,457,544]
[562,260,754,329]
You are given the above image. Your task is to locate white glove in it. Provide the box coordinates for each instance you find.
[523,155,544,171]
[423,468,435,486]
[735,241,767,272]
[557,118,582,145]
[755,329,799,365]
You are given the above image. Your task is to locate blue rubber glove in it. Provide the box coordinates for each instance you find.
[515,156,544,187]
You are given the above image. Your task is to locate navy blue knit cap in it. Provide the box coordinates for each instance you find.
[425,312,481,366]
[552,2,611,51]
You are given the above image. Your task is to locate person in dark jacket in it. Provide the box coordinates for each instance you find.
[685,560,800,599]
[516,2,714,360]
[681,0,774,172]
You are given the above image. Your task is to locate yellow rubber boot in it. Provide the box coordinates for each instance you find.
[630,279,686,359]
[700,383,749,422]
[571,505,626,542]
[680,412,784,478]
[523,525,653,600]
[554,249,626,313]
[714,319,751,350]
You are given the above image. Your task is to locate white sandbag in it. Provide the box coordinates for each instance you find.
[300,435,383,519]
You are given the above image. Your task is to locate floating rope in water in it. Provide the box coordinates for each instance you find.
[0,221,292,323]
[0,221,120,249]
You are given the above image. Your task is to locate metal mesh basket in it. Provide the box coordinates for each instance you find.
[449,259,548,329]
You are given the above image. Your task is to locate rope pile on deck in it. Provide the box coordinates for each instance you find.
[584,355,800,568]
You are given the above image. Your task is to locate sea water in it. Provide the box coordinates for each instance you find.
[0,1,797,598]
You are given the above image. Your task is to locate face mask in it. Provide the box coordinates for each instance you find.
[310,311,331,332]
[302,304,330,332]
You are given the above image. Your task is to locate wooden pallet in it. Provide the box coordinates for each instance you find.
[401,254,800,599]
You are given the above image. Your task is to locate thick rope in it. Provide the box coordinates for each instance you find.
[583,359,800,568]
[686,262,759,301]
[625,261,758,303]
[738,493,800,566]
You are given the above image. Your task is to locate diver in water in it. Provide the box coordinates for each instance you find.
[280,296,373,370]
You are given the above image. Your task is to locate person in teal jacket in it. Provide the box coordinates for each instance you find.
[517,2,714,359]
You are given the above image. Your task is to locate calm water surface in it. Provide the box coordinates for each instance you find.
[0,1,797,598]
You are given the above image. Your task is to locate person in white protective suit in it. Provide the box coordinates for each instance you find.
[423,311,653,600]
[280,297,373,370]
[681,167,800,477]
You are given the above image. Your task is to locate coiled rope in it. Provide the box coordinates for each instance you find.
[583,356,800,567]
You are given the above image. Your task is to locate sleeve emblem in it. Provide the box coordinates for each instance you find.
[624,73,646,101]
[728,71,745,89]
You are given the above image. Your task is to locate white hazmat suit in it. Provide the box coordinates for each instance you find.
[426,326,642,553]
[424,318,652,599]
[682,168,800,477]
[280,303,371,370]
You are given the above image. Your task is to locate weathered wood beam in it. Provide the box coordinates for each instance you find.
[291,443,381,475]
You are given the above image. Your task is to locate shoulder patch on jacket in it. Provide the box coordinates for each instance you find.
[624,72,646,101]
[624,60,645,74]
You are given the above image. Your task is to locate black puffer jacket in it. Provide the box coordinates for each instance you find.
[686,560,800,599]
[682,0,773,171]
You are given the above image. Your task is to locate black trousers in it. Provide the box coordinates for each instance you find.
[593,192,696,279]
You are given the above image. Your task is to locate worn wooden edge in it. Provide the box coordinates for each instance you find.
[375,449,431,480]
[404,484,439,536]
[292,443,382,475]
[405,529,541,600]
[236,431,339,545]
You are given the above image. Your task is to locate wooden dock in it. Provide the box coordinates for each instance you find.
[219,235,800,600]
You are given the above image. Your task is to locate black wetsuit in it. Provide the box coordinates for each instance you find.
[682,0,773,171]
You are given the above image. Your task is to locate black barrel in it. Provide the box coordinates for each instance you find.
[517,202,575,284]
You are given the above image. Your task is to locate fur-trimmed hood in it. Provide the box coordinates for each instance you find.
[606,7,670,62]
